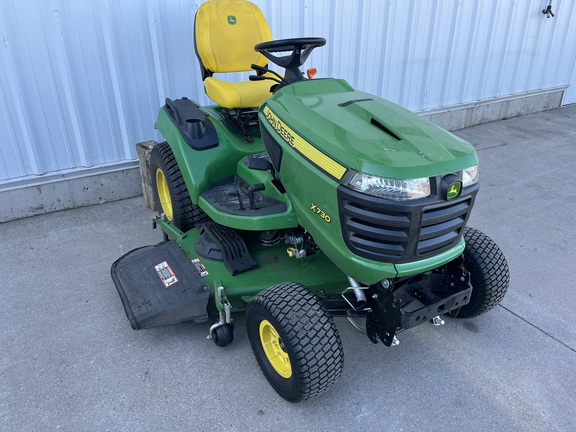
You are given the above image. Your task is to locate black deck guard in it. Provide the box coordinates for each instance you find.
[111,242,209,330]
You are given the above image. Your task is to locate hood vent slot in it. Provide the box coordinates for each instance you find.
[338,98,374,107]
[370,118,401,141]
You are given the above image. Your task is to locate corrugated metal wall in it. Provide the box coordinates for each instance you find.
[1,0,575,185]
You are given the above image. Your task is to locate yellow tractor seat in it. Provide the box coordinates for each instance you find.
[204,74,277,109]
[195,0,274,109]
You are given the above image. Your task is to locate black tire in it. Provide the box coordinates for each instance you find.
[450,227,509,318]
[246,282,344,403]
[212,324,234,347]
[149,142,209,232]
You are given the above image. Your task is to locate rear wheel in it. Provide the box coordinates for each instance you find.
[450,227,509,318]
[149,142,208,232]
[245,282,344,403]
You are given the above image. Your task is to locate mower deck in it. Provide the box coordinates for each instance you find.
[158,219,350,314]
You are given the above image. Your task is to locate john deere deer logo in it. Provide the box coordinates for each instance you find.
[227,15,237,25]
[447,182,461,200]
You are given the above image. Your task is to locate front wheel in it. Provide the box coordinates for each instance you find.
[245,282,344,403]
[450,227,510,318]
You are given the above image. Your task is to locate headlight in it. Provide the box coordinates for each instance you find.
[348,173,430,201]
[462,165,479,187]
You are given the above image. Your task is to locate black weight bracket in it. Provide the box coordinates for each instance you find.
[366,259,472,346]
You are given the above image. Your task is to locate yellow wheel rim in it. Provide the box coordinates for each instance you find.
[156,168,173,221]
[259,320,292,379]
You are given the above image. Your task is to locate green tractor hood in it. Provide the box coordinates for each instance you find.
[264,79,477,180]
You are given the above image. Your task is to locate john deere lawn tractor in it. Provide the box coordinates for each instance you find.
[111,0,509,403]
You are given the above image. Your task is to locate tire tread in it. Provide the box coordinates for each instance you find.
[247,283,344,402]
[149,142,209,231]
[452,227,510,318]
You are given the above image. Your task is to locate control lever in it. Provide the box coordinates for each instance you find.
[250,64,287,84]
[250,63,269,74]
[249,74,282,84]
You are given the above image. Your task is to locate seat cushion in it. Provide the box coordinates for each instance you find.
[204,74,276,108]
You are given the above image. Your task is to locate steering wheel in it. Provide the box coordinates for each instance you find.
[254,37,326,70]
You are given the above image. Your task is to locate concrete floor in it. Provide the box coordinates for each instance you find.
[1,106,575,431]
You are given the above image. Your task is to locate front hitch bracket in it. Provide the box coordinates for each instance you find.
[366,258,472,347]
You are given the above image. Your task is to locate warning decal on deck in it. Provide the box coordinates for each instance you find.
[154,261,178,288]
[191,258,209,277]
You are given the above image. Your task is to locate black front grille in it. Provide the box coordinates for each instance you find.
[338,184,478,264]
[342,201,409,258]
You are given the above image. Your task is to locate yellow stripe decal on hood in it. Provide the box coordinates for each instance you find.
[262,105,347,180]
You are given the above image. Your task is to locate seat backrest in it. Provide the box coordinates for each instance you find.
[194,0,272,77]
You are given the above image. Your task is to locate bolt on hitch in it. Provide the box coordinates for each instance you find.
[431,316,445,326]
